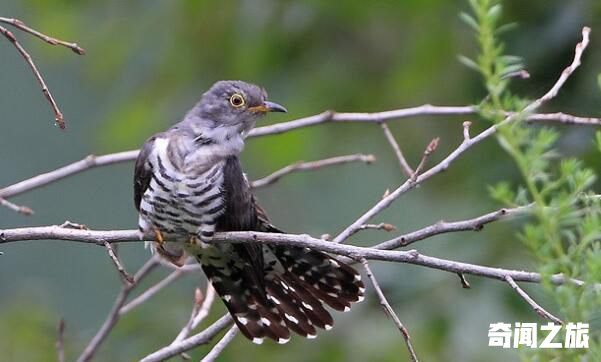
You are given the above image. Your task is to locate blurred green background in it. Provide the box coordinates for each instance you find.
[1,1,600,361]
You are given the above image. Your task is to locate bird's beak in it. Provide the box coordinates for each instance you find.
[249,101,288,113]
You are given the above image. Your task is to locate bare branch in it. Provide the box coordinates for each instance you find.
[251,154,375,189]
[373,204,531,250]
[0,197,33,215]
[0,17,85,54]
[380,123,414,177]
[200,325,239,362]
[505,276,563,325]
[171,283,217,344]
[0,225,591,288]
[139,314,233,362]
[0,151,138,199]
[361,259,418,362]
[0,18,84,129]
[331,27,590,244]
[103,241,134,284]
[119,266,192,315]
[76,257,159,362]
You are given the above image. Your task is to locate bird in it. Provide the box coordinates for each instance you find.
[133,80,364,344]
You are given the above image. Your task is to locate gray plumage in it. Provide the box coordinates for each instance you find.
[134,80,364,344]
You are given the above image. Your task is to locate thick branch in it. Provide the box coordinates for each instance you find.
[0,226,587,287]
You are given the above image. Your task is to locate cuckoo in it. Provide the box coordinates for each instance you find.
[134,80,364,344]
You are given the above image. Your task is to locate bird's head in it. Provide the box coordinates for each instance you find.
[186,80,287,138]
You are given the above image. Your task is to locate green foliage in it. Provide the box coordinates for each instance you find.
[464,0,601,359]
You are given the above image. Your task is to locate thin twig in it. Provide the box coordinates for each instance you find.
[200,326,239,362]
[505,276,563,325]
[463,121,472,141]
[331,27,591,244]
[0,197,33,215]
[139,314,233,362]
[56,318,66,362]
[76,257,159,362]
[380,123,414,177]
[0,17,85,54]
[119,264,199,315]
[373,204,531,250]
[103,241,134,284]
[1,25,65,128]
[457,273,471,289]
[250,154,375,189]
[0,151,138,199]
[360,259,418,362]
[410,137,439,182]
[171,283,217,344]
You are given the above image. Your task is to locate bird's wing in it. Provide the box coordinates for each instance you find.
[217,156,267,288]
[133,134,158,211]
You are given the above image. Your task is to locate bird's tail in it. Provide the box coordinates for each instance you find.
[196,244,364,344]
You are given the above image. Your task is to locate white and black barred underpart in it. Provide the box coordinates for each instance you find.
[134,123,365,344]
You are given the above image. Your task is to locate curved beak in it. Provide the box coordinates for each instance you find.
[249,101,288,113]
[264,101,287,113]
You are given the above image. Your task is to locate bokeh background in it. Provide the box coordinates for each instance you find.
[1,1,600,361]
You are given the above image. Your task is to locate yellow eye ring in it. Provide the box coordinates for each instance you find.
[229,93,245,108]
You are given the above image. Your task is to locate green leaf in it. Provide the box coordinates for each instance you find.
[457,54,480,72]
[459,12,479,31]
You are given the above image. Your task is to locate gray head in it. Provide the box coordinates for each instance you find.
[182,80,287,137]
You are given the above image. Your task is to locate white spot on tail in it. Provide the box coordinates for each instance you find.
[237,316,248,325]
[252,337,264,345]
[284,313,299,324]
[306,333,317,339]
[343,306,351,312]
[333,284,342,291]
[268,295,281,305]
[299,275,305,281]
[301,301,313,311]
[329,259,340,268]
[359,287,366,294]
[327,292,337,298]
[260,317,271,326]
[357,295,365,303]
[354,273,361,281]
[223,294,232,302]
[277,337,290,344]
[324,324,333,330]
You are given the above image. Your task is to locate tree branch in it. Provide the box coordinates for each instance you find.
[139,314,233,362]
[0,17,84,129]
[331,26,590,244]
[380,122,414,177]
[505,276,564,325]
[199,325,239,362]
[250,153,375,189]
[0,225,590,288]
[361,259,418,362]
[76,257,159,362]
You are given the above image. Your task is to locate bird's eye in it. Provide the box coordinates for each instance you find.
[229,93,245,108]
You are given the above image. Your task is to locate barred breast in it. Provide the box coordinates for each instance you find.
[138,137,226,251]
